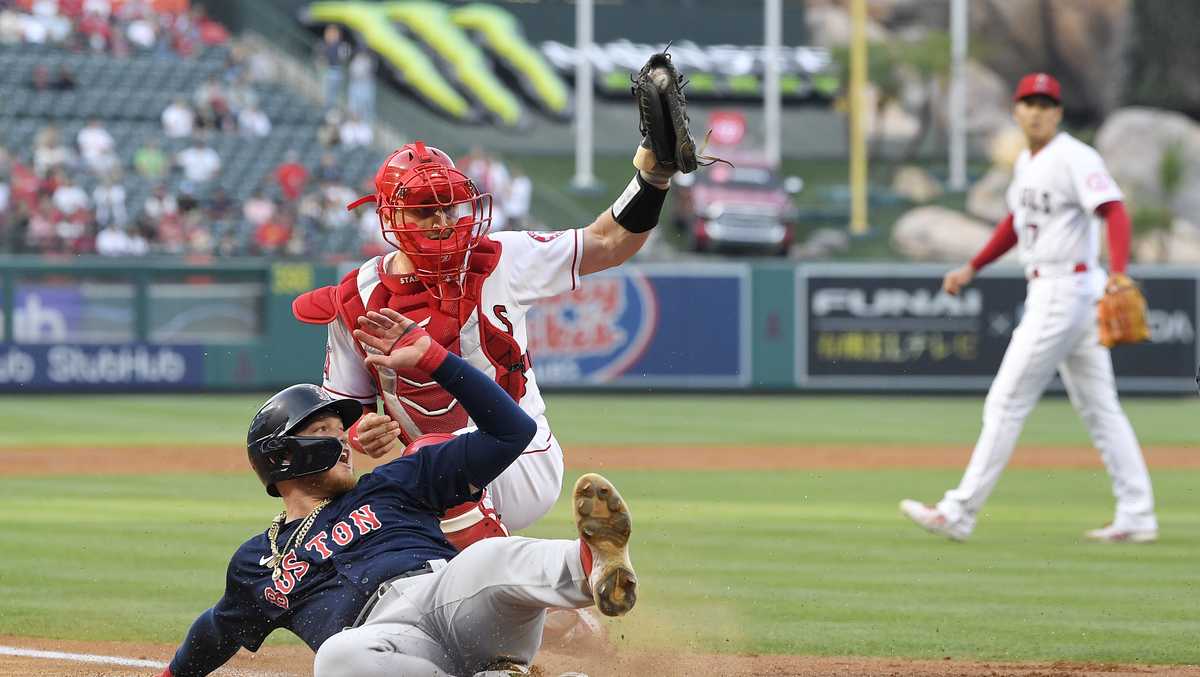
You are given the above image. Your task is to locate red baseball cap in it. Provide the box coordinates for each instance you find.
[1013,73,1061,104]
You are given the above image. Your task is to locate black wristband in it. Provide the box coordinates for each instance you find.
[611,172,668,234]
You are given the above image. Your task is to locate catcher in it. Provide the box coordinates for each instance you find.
[901,72,1158,544]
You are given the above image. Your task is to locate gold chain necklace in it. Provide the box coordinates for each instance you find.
[264,498,331,581]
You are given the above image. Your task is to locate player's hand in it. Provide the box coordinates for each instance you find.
[942,264,975,296]
[348,412,400,458]
[353,308,447,373]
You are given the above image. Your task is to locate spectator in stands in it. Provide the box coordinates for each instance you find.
[253,209,292,255]
[51,65,77,90]
[77,118,118,175]
[175,137,221,192]
[347,48,375,122]
[207,186,235,223]
[193,75,232,131]
[227,72,258,114]
[125,9,157,50]
[33,126,75,178]
[96,222,149,256]
[242,189,276,227]
[315,152,341,184]
[318,108,343,147]
[78,5,113,52]
[92,170,127,227]
[144,184,178,223]
[162,97,195,138]
[505,166,533,230]
[339,111,372,147]
[274,151,308,202]
[237,102,271,137]
[316,24,350,110]
[51,173,89,216]
[29,64,51,91]
[25,197,59,252]
[134,138,167,180]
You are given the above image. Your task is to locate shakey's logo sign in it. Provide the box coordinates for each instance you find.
[526,270,658,384]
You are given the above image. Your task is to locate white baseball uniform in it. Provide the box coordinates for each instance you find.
[936,132,1157,535]
[323,229,584,531]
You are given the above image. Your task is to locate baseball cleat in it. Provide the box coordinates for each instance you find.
[472,660,530,676]
[900,499,969,542]
[1084,524,1158,543]
[574,473,636,617]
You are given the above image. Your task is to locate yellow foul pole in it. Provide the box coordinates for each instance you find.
[848,0,868,235]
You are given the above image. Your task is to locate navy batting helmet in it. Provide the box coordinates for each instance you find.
[246,384,363,497]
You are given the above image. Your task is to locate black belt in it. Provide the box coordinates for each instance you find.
[350,562,435,628]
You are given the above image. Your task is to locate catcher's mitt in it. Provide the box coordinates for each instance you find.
[631,49,722,175]
[1097,273,1151,348]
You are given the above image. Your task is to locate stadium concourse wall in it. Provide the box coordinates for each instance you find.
[0,257,1196,394]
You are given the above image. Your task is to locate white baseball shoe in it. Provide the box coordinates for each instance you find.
[900,499,969,542]
[1084,524,1158,544]
[574,473,637,617]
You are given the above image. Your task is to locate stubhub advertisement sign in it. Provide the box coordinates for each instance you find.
[0,344,206,391]
[527,265,750,387]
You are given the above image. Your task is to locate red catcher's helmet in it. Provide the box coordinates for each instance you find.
[347,142,492,300]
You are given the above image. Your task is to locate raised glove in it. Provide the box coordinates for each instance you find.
[1097,273,1151,348]
[631,49,700,177]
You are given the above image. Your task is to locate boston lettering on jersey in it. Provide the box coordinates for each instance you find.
[262,504,384,610]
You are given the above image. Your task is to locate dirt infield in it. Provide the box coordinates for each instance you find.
[1,443,1197,476]
[2,635,1198,677]
[4,446,1197,676]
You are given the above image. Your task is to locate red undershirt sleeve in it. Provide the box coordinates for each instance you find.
[969,213,1017,271]
[1097,200,1130,274]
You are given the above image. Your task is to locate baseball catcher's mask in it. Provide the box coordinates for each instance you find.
[246,384,363,497]
[347,141,492,300]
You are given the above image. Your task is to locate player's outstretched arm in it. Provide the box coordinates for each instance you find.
[579,158,673,276]
[162,587,272,677]
[354,309,537,497]
[945,213,1017,296]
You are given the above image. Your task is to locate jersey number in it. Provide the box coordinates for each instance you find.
[1026,223,1038,244]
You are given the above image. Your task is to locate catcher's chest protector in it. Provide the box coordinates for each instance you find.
[334,239,529,443]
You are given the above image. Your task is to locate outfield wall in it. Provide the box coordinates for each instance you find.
[1,257,1195,393]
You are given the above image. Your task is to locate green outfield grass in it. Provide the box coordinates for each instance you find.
[2,393,1196,665]
[2,393,1199,448]
[1,469,1198,663]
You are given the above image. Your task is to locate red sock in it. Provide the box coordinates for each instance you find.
[578,540,593,577]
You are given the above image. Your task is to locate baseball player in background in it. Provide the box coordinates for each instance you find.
[900,73,1158,544]
[161,309,636,677]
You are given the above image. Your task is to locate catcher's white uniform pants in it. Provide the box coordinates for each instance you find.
[487,424,564,532]
[936,270,1157,535]
[312,537,591,677]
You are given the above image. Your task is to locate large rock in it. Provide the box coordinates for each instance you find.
[892,165,942,203]
[966,167,1010,223]
[934,60,1012,146]
[891,205,1013,262]
[970,0,1130,117]
[1095,107,1200,224]
[805,3,889,48]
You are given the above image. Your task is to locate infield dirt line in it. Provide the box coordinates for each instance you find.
[0,444,1197,476]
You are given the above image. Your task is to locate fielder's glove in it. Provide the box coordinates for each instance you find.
[631,48,726,178]
[1097,273,1151,348]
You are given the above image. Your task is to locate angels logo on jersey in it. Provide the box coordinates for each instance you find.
[526,231,566,243]
[526,269,657,383]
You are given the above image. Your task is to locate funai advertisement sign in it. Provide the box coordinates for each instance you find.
[0,344,206,391]
[528,265,750,388]
[796,264,1199,393]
